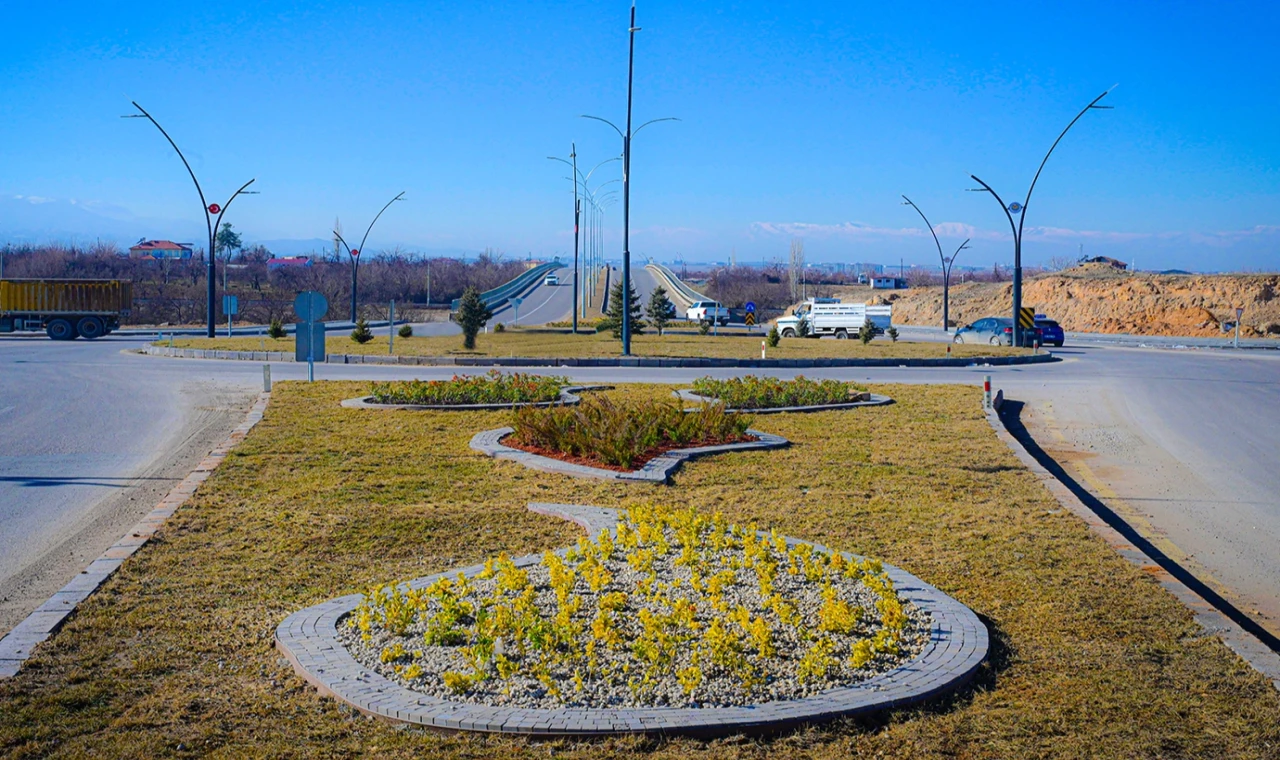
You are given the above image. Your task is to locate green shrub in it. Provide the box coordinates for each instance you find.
[691,375,867,409]
[766,324,781,348]
[511,396,751,469]
[698,320,711,335]
[267,318,286,339]
[494,322,505,333]
[886,325,899,343]
[858,321,875,344]
[598,280,645,339]
[350,318,374,344]
[456,286,493,350]
[398,324,414,338]
[796,318,811,338]
[370,370,568,406]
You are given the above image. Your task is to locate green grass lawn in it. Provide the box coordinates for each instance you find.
[160,329,1025,360]
[0,382,1275,758]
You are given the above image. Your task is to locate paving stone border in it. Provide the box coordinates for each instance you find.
[140,344,1057,369]
[275,502,988,737]
[673,389,895,414]
[0,392,271,679]
[339,385,612,411]
[469,427,789,484]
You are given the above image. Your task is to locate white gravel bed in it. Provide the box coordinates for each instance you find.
[336,518,930,710]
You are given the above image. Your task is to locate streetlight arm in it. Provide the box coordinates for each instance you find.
[211,179,258,250]
[633,117,680,136]
[332,230,354,257]
[125,101,212,239]
[947,238,971,279]
[357,191,406,255]
[901,194,944,266]
[1019,88,1113,239]
[580,115,624,139]
[968,175,1019,241]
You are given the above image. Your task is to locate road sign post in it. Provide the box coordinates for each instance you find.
[511,295,523,326]
[744,301,757,329]
[1235,307,1243,349]
[294,291,329,382]
[222,294,239,337]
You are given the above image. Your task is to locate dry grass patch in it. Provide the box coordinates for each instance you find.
[0,382,1276,759]
[160,330,1026,360]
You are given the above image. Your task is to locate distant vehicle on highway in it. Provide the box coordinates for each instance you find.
[686,301,730,326]
[953,317,1042,347]
[0,279,132,340]
[775,299,892,339]
[1035,315,1064,347]
[543,273,559,286]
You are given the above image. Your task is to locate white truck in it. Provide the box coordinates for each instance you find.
[685,300,730,326]
[774,299,892,339]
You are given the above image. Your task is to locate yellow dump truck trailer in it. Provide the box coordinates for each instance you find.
[0,279,133,340]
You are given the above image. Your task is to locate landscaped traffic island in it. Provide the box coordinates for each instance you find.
[471,397,789,482]
[341,371,610,410]
[675,375,894,413]
[276,502,986,736]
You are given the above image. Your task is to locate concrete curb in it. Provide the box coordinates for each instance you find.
[339,385,612,411]
[982,392,1280,692]
[673,389,895,414]
[274,502,988,737]
[0,392,272,679]
[470,427,790,484]
[138,344,1059,369]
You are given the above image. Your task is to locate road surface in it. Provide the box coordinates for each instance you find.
[0,334,1277,645]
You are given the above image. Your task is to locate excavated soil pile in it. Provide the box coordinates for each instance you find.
[833,265,1279,338]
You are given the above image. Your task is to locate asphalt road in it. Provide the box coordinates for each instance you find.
[1,334,1277,644]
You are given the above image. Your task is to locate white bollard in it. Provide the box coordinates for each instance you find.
[983,375,992,409]
[761,340,767,360]
[263,364,272,392]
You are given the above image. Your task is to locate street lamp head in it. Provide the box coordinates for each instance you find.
[1008,202,1023,215]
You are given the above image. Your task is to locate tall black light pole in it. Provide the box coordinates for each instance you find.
[969,87,1114,345]
[333,192,405,323]
[548,153,620,332]
[901,195,969,332]
[583,2,678,355]
[124,102,257,337]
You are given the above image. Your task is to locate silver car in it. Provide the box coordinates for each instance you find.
[953,317,1041,347]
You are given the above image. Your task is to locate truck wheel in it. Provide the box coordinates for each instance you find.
[781,328,795,338]
[47,318,77,341]
[76,316,106,340]
[834,329,849,339]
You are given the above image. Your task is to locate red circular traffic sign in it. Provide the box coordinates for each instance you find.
[207,203,221,214]
[351,249,360,257]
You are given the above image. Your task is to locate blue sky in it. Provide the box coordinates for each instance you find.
[1,1,1277,270]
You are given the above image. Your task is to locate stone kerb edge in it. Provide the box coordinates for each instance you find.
[340,385,614,411]
[139,344,1057,369]
[673,389,895,414]
[274,502,988,737]
[469,427,790,484]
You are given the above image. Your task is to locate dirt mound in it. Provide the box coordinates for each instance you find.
[852,269,1280,338]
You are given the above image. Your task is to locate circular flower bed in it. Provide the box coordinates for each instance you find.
[336,504,929,710]
[690,375,868,410]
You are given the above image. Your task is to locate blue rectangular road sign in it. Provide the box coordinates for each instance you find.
[295,322,326,362]
[222,295,239,316]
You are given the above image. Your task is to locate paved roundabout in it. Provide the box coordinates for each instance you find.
[275,503,989,737]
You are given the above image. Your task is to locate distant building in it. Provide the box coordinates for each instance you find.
[870,275,908,290]
[267,256,312,271]
[129,240,193,260]
[1081,255,1128,270]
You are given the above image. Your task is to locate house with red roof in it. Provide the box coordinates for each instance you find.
[128,240,194,260]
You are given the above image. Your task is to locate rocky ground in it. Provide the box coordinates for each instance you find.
[829,264,1280,338]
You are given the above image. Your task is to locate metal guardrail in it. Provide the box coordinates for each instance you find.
[450,262,561,313]
[644,263,706,308]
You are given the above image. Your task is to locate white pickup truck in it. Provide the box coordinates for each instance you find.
[686,300,730,326]
[774,299,892,338]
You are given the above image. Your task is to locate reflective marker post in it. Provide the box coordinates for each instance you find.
[984,375,993,409]
[1235,307,1243,349]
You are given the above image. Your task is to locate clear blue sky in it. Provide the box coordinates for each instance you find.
[1,1,1277,271]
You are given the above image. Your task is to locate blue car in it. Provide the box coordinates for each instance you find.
[1034,315,1064,347]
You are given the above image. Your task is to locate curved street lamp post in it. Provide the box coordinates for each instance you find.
[901,195,969,332]
[582,2,678,355]
[333,192,406,323]
[548,152,621,332]
[124,102,257,338]
[968,88,1114,345]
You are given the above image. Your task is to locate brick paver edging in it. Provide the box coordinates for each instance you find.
[339,385,613,411]
[140,344,1057,369]
[274,502,988,738]
[470,427,789,484]
[0,392,272,679]
[673,389,895,414]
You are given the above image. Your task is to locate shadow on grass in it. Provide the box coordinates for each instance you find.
[998,398,1280,654]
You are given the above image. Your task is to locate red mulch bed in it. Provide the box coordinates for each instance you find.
[502,433,758,472]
